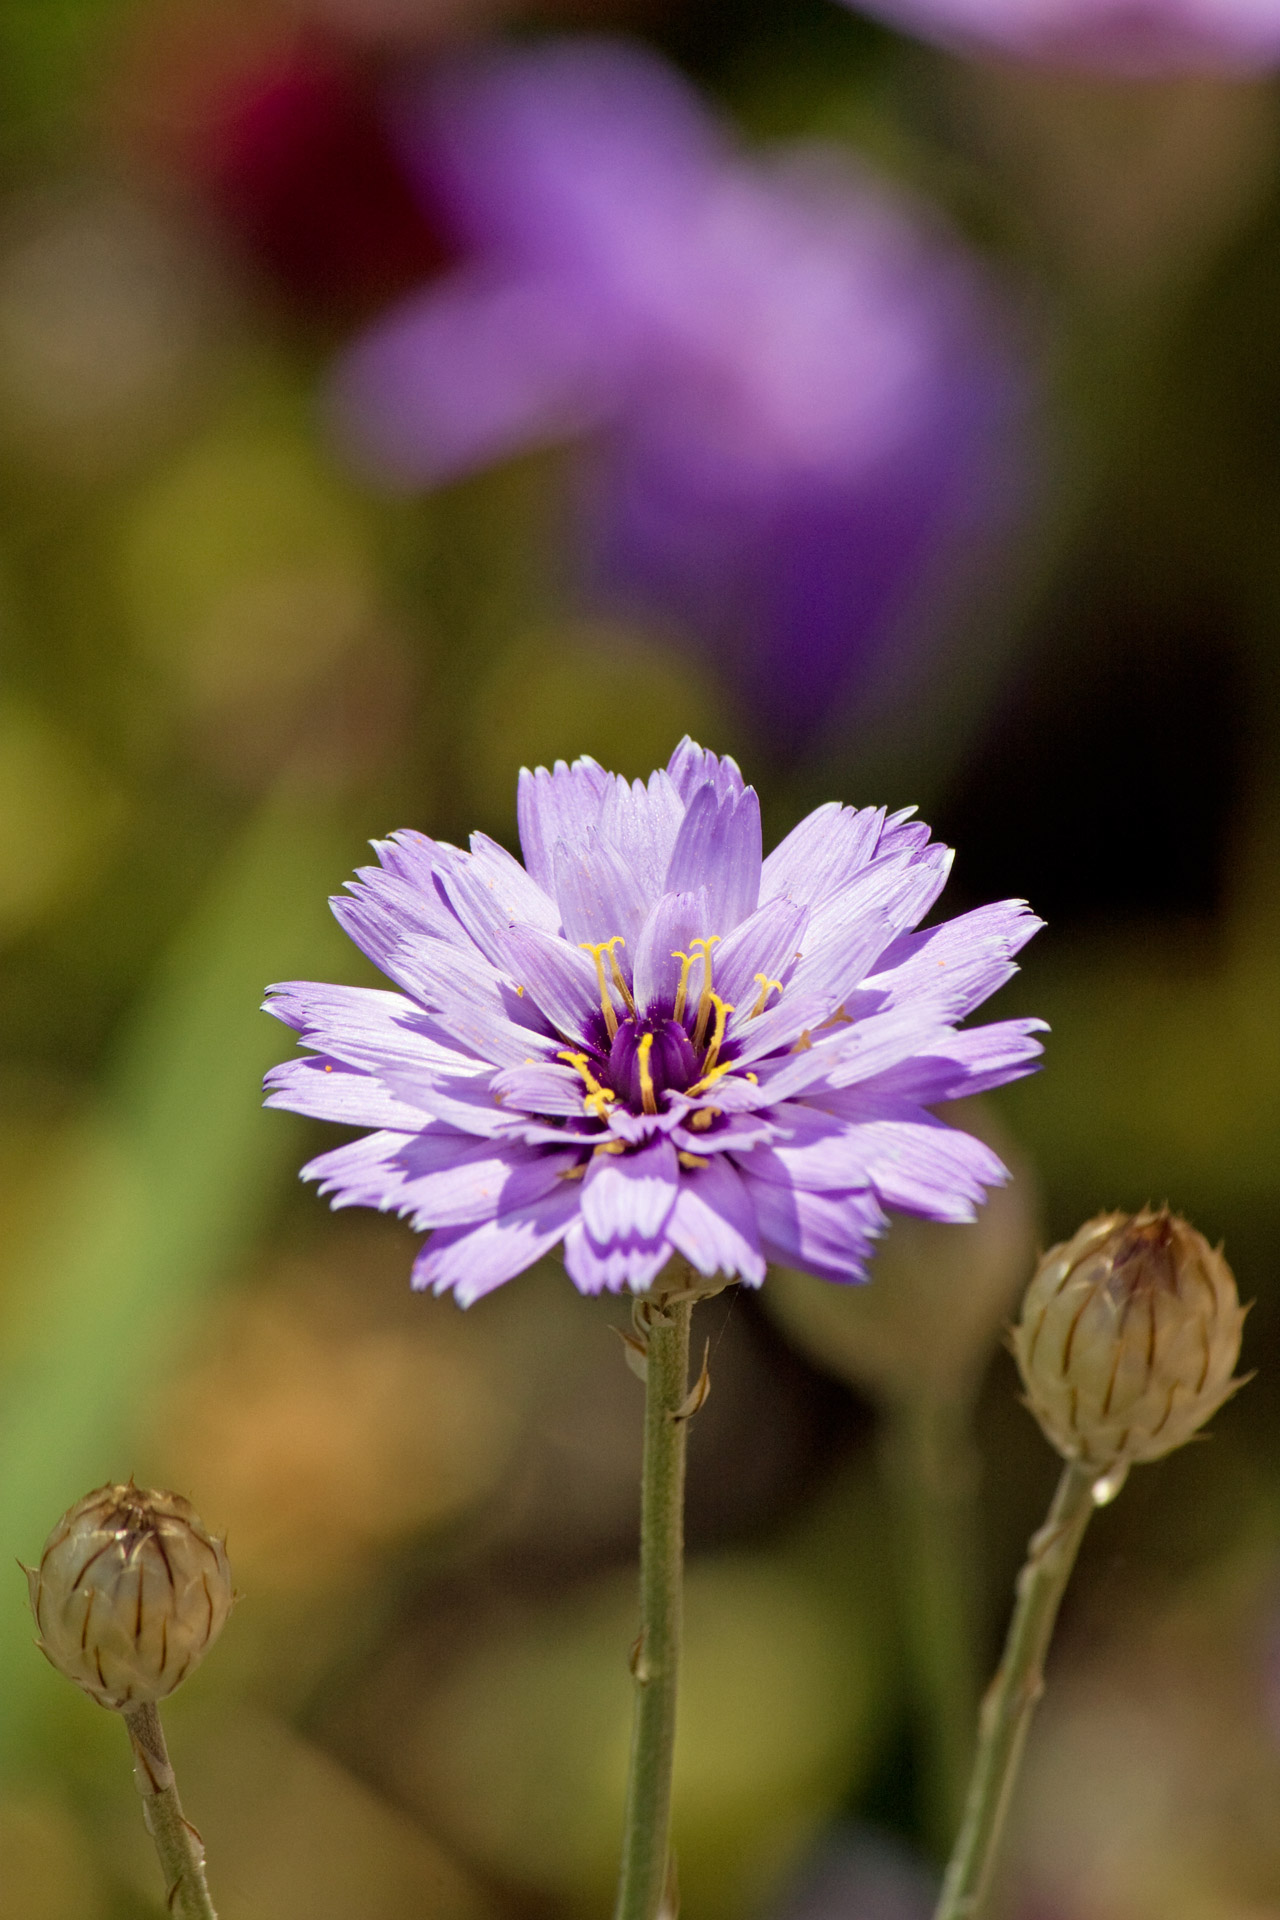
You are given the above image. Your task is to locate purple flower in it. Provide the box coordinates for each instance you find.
[264,740,1045,1304]
[850,0,1280,72]
[328,40,1026,757]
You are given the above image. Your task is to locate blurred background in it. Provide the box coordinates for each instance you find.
[0,1,1277,1917]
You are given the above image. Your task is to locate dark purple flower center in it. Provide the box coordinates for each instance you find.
[565,933,747,1118]
[607,1016,699,1109]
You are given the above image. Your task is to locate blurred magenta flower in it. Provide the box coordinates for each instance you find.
[850,0,1280,71]
[329,39,1027,756]
[131,32,453,318]
[264,739,1044,1304]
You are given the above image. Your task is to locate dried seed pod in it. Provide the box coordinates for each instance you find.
[24,1483,232,1711]
[1013,1208,1247,1477]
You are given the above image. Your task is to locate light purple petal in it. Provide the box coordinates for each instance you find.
[301,1129,418,1212]
[759,801,890,907]
[669,1109,778,1157]
[631,887,712,1016]
[413,1183,582,1305]
[666,737,746,804]
[264,1055,434,1131]
[845,1017,1048,1105]
[387,937,559,1068]
[664,782,762,932]
[581,1137,680,1243]
[752,1003,961,1103]
[372,1071,520,1139]
[263,980,477,1080]
[667,1157,766,1285]
[866,900,1044,1019]
[599,769,687,900]
[517,756,611,896]
[743,1176,887,1286]
[501,925,602,1042]
[551,829,651,953]
[393,1137,580,1229]
[467,832,561,932]
[712,895,809,1011]
[758,1098,1008,1221]
[435,862,534,972]
[562,1219,675,1295]
[490,1059,594,1117]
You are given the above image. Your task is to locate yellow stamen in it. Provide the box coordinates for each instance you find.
[579,936,630,1039]
[671,950,696,1024]
[690,936,722,1048]
[593,1137,626,1156]
[688,1106,719,1132]
[678,1151,709,1170]
[636,1031,658,1115]
[791,1029,813,1053]
[700,994,734,1078]
[687,1061,735,1098]
[558,1049,616,1119]
[608,945,636,1015]
[750,974,783,1017]
[558,1161,588,1182]
[818,1003,852,1030]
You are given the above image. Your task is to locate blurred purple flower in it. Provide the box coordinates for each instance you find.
[851,0,1280,72]
[264,739,1044,1305]
[329,39,1028,757]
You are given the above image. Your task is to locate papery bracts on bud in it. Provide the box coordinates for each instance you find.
[25,1482,233,1711]
[1013,1207,1247,1476]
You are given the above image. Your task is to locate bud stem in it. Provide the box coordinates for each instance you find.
[612,1288,693,1920]
[881,1394,981,1856]
[123,1702,219,1920]
[934,1460,1097,1920]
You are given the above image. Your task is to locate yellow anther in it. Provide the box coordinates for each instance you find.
[818,1003,852,1030]
[593,1138,626,1156]
[558,1161,588,1182]
[678,1152,710,1170]
[687,1106,719,1132]
[699,994,734,1078]
[750,974,784,1017]
[791,1029,813,1053]
[689,936,722,1048]
[636,1031,658,1115]
[558,1049,616,1119]
[579,936,630,1039]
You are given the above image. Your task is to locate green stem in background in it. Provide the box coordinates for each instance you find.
[123,1702,218,1920]
[613,1291,694,1920]
[934,1460,1098,1920]
[880,1394,982,1856]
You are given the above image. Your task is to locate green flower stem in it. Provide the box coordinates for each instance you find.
[613,1290,694,1920]
[123,1702,218,1920]
[880,1394,982,1855]
[935,1460,1097,1920]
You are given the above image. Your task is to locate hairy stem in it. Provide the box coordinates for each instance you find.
[613,1291,693,1920]
[123,1701,218,1920]
[934,1460,1097,1920]
[880,1394,982,1855]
